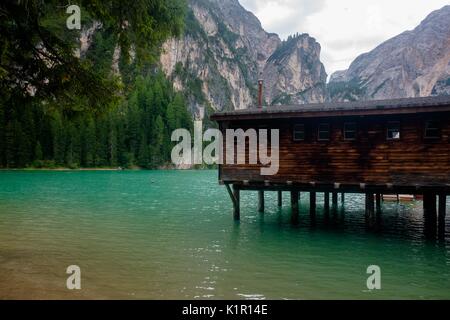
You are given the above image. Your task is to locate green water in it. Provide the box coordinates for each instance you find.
[0,170,449,299]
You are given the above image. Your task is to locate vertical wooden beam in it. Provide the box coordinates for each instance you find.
[438,194,446,222]
[365,193,375,221]
[376,193,382,214]
[258,190,265,213]
[323,192,330,223]
[324,192,330,212]
[423,193,437,238]
[310,191,316,217]
[438,194,446,239]
[277,191,282,207]
[423,193,437,219]
[232,185,240,221]
[341,193,345,203]
[291,191,299,224]
[332,192,338,206]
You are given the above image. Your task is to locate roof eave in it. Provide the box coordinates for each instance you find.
[210,105,450,122]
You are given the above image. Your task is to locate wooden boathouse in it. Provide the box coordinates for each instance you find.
[210,96,450,236]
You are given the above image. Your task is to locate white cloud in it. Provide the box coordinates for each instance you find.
[239,0,449,77]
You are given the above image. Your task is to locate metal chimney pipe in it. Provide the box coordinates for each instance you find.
[258,78,264,109]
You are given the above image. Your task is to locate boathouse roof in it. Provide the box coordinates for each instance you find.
[211,95,450,121]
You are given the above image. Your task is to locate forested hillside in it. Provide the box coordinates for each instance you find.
[0,0,193,169]
[0,72,192,169]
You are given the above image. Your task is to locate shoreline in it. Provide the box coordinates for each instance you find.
[0,167,129,171]
[0,166,215,172]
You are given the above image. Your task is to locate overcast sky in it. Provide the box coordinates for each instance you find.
[239,0,449,77]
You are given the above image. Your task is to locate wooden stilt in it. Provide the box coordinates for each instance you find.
[291,191,299,224]
[277,191,282,207]
[232,185,240,221]
[310,192,316,217]
[332,192,338,206]
[324,192,330,212]
[438,194,446,239]
[423,193,437,238]
[323,192,330,223]
[258,190,265,213]
[365,193,375,222]
[376,193,382,214]
[438,194,447,239]
[424,193,437,218]
[438,194,446,222]
[341,193,345,203]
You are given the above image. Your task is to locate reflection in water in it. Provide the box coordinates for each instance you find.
[0,171,449,299]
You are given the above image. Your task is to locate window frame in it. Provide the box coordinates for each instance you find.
[318,123,330,141]
[343,122,357,141]
[386,121,401,141]
[293,124,305,142]
[424,120,441,140]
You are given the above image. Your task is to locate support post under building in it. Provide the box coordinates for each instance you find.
[278,191,282,207]
[232,185,240,221]
[258,191,265,213]
[332,192,338,206]
[365,193,375,225]
[310,192,316,217]
[423,193,437,238]
[291,191,299,224]
[324,192,330,213]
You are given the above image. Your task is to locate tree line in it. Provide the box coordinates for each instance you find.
[0,72,193,169]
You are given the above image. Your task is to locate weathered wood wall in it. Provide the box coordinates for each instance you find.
[219,112,450,187]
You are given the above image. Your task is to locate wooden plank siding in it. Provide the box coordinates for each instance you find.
[217,112,450,189]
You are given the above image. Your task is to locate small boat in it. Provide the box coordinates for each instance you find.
[382,194,415,202]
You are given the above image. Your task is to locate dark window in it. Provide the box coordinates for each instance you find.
[318,123,330,141]
[293,124,305,141]
[425,121,440,139]
[344,123,357,140]
[387,122,400,140]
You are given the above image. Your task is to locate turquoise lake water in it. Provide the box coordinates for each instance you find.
[0,170,449,299]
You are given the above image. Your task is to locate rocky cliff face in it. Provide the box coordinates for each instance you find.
[263,34,327,105]
[329,5,450,102]
[160,0,327,117]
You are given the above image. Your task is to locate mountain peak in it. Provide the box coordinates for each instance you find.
[263,33,328,105]
[329,5,450,101]
[160,0,327,113]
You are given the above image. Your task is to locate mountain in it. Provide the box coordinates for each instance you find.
[263,33,328,105]
[329,5,450,102]
[160,0,327,117]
